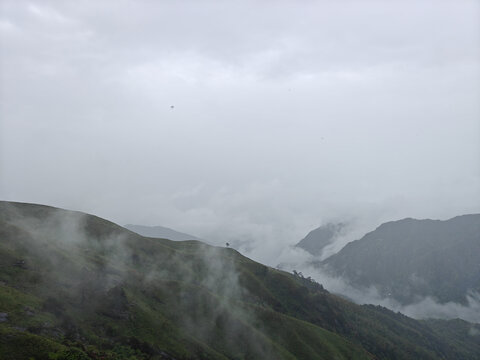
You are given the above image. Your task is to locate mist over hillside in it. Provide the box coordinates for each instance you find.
[1,0,479,358]
[1,201,480,359]
[295,222,347,257]
[321,215,480,304]
[280,215,480,323]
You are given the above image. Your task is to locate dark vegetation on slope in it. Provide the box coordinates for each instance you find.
[0,201,479,359]
[321,215,480,305]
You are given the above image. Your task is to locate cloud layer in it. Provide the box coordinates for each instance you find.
[1,1,479,258]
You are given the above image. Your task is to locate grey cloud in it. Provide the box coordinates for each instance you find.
[0,1,479,279]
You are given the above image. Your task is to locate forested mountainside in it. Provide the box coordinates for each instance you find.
[1,201,479,360]
[321,215,480,305]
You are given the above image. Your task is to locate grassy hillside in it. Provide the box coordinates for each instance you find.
[0,201,478,359]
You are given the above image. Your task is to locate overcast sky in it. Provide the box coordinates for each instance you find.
[1,0,479,263]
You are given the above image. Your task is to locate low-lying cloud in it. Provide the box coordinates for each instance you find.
[271,242,480,324]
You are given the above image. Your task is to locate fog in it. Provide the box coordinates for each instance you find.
[272,246,480,323]
[1,1,479,321]
[1,201,284,358]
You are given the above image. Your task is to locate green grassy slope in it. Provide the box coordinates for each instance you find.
[0,201,478,359]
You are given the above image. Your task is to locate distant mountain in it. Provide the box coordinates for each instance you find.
[296,223,345,256]
[124,224,203,241]
[321,214,480,305]
[1,201,480,359]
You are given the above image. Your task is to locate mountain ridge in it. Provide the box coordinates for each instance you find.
[295,222,346,257]
[320,214,480,306]
[1,201,479,359]
[124,224,204,242]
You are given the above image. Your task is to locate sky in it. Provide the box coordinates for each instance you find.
[1,0,479,264]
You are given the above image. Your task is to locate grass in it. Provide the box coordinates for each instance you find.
[0,201,479,359]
